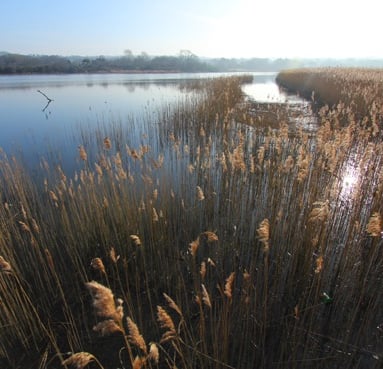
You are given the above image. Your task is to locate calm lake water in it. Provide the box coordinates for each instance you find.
[0,72,304,172]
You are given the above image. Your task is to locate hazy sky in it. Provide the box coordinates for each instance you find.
[1,0,382,58]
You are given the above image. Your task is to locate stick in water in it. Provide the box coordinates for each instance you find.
[37,90,54,102]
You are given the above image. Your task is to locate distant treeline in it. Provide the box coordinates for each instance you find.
[0,51,382,74]
[0,52,213,74]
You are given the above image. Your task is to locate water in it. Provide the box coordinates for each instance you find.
[0,72,309,171]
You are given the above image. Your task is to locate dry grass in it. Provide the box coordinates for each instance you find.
[0,73,382,369]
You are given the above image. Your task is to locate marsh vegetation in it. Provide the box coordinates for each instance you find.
[0,72,382,369]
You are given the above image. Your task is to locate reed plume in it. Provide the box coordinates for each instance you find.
[85,281,122,322]
[78,145,87,161]
[297,157,309,182]
[201,284,212,308]
[201,231,218,242]
[94,162,103,177]
[132,356,145,369]
[366,212,382,236]
[0,256,12,273]
[157,306,176,343]
[196,186,205,201]
[315,255,324,274]
[257,146,265,165]
[126,317,147,354]
[152,207,159,222]
[283,155,294,172]
[257,219,270,251]
[103,137,112,150]
[90,258,106,275]
[308,201,330,223]
[148,342,159,364]
[18,221,31,233]
[200,261,207,280]
[93,319,123,336]
[163,292,183,318]
[224,272,235,300]
[109,247,120,263]
[130,235,142,246]
[49,190,59,203]
[62,352,97,369]
[189,238,200,257]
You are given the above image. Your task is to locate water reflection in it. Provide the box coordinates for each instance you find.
[242,80,287,103]
[0,72,316,173]
[339,160,360,201]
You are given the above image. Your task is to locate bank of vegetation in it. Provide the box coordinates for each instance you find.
[0,72,383,369]
[2,51,383,75]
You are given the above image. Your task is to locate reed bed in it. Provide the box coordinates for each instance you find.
[0,73,382,369]
[276,67,383,118]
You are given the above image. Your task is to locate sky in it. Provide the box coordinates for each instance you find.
[1,0,382,59]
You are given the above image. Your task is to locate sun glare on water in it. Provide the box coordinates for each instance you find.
[339,163,360,201]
